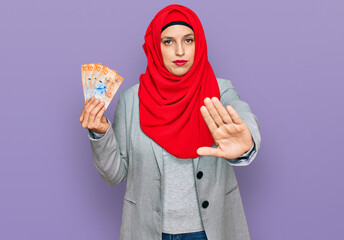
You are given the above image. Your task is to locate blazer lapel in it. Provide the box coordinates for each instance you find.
[149,138,163,177]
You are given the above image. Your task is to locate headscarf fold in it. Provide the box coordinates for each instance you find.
[138,4,220,158]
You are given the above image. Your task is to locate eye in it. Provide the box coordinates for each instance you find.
[185,38,194,43]
[163,39,173,45]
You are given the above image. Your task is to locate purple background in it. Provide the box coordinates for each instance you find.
[1,0,343,239]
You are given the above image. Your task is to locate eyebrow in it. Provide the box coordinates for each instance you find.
[161,33,195,40]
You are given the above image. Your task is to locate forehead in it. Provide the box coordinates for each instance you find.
[160,25,194,38]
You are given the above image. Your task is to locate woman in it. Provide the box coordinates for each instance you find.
[79,4,261,240]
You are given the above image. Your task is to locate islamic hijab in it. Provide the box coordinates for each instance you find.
[138,4,221,158]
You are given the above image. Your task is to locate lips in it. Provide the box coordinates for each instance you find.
[173,60,187,66]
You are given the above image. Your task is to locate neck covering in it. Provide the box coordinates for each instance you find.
[138,4,220,159]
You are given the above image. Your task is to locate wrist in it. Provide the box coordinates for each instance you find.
[91,123,110,135]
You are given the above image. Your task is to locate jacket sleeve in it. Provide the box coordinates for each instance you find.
[219,78,261,166]
[88,129,105,139]
[88,92,129,185]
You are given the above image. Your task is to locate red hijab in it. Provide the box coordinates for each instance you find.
[138,4,220,158]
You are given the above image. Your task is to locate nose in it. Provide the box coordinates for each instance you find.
[175,42,185,56]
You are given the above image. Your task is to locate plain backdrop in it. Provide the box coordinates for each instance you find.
[1,0,343,239]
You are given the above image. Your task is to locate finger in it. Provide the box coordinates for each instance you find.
[85,96,96,108]
[81,97,98,128]
[79,111,84,123]
[211,97,233,124]
[80,96,95,122]
[204,97,225,127]
[226,105,244,125]
[197,146,223,158]
[93,101,106,124]
[101,113,107,123]
[96,105,108,132]
[200,105,217,133]
[87,100,104,127]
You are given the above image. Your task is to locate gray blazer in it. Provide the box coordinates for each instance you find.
[89,78,261,240]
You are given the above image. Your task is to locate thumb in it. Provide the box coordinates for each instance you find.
[197,146,222,157]
[101,115,107,123]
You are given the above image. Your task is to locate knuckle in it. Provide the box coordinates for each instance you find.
[93,123,99,129]
[90,110,97,116]
[97,111,103,117]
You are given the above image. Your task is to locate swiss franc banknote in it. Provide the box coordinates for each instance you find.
[81,63,123,109]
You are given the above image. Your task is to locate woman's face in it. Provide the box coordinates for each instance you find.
[160,25,195,76]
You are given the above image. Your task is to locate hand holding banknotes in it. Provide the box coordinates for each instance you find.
[80,62,123,107]
[79,62,123,134]
[79,96,110,134]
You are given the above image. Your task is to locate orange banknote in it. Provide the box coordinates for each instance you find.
[81,63,123,109]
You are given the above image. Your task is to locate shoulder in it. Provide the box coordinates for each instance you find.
[216,77,234,90]
[216,77,235,95]
[118,83,139,101]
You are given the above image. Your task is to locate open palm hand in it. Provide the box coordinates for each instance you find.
[197,97,253,159]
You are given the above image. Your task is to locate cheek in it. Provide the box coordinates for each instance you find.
[160,46,167,61]
[190,50,195,65]
[161,48,173,63]
[192,47,195,60]
[188,46,195,61]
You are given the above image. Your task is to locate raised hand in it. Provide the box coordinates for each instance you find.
[197,97,253,159]
[79,96,110,134]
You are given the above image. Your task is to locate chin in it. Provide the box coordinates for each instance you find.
[170,68,189,77]
[173,72,187,77]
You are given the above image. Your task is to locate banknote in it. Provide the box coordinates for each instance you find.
[81,64,89,100]
[85,63,102,101]
[92,67,123,109]
[88,65,108,99]
[81,63,123,109]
